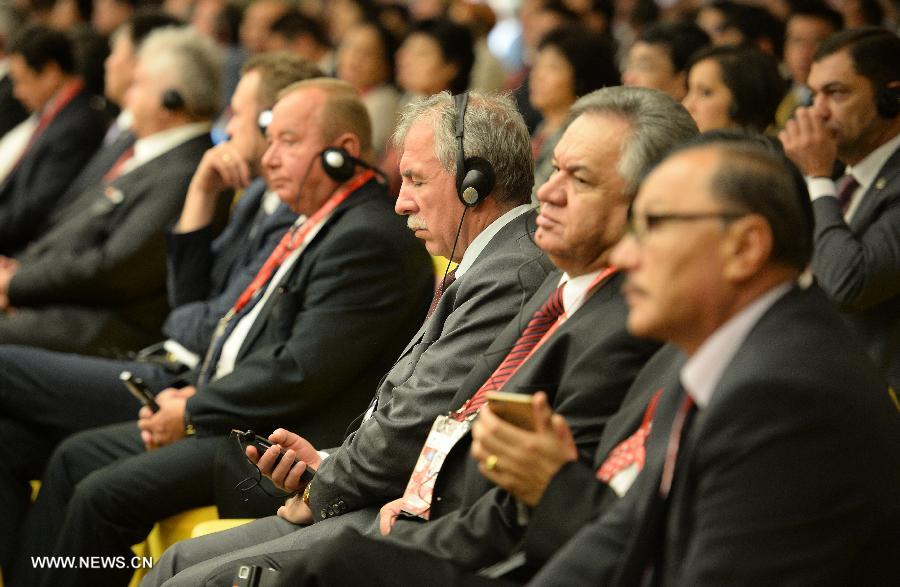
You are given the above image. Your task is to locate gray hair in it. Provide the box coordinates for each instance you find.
[393,91,533,206]
[137,26,222,121]
[569,86,699,196]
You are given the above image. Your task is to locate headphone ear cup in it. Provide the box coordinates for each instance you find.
[458,156,496,207]
[876,87,900,119]
[320,147,356,181]
[162,89,185,111]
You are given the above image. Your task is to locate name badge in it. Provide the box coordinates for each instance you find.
[399,414,470,520]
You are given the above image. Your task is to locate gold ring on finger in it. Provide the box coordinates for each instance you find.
[485,454,499,471]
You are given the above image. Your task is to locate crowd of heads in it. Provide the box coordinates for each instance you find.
[1,0,898,259]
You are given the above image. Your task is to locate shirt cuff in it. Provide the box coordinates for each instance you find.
[805,176,837,202]
[317,450,330,461]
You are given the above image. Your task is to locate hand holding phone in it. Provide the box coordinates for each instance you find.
[232,430,316,483]
[485,391,535,430]
[120,371,159,412]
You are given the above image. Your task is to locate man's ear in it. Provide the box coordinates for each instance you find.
[333,132,362,158]
[722,214,773,283]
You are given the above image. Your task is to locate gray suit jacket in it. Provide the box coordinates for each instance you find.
[0,133,213,355]
[812,144,900,389]
[308,211,555,520]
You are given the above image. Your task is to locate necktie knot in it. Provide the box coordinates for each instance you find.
[426,268,457,318]
[835,173,860,214]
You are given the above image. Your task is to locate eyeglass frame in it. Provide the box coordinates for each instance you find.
[624,203,747,243]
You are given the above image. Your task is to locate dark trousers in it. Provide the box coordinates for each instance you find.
[0,344,174,579]
[12,422,223,587]
[202,527,518,587]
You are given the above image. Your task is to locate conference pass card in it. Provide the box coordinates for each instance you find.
[399,414,470,520]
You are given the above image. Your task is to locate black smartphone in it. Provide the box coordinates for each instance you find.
[233,430,316,483]
[119,371,159,412]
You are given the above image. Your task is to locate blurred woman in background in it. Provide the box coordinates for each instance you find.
[529,24,618,198]
[336,20,399,158]
[682,44,785,133]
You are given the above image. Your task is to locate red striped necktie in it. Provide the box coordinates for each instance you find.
[453,283,566,421]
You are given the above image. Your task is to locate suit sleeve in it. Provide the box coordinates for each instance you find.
[529,474,645,587]
[811,193,900,311]
[8,164,196,306]
[163,203,296,352]
[183,218,429,435]
[308,248,551,519]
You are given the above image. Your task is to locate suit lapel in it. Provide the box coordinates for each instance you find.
[849,145,900,231]
[233,182,376,362]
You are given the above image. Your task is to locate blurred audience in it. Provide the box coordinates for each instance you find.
[0,24,106,253]
[622,20,710,101]
[336,19,399,158]
[530,24,619,198]
[683,44,785,133]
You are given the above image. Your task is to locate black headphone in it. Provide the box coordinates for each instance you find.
[876,86,900,119]
[162,89,185,112]
[453,92,495,207]
[320,147,387,183]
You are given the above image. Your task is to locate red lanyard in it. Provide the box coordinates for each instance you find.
[10,81,83,174]
[231,170,375,313]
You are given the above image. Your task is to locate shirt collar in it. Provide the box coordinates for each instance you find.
[680,281,792,408]
[131,122,211,169]
[558,269,604,317]
[845,131,900,192]
[454,204,533,278]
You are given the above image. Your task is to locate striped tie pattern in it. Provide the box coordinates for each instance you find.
[455,284,565,420]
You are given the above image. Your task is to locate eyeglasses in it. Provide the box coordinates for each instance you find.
[625,205,746,242]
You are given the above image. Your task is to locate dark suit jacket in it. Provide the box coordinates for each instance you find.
[812,144,900,390]
[184,179,436,449]
[0,74,28,138]
[383,270,661,570]
[0,133,213,354]
[309,211,555,520]
[43,131,137,232]
[522,344,686,567]
[162,179,297,353]
[0,87,107,253]
[533,285,900,586]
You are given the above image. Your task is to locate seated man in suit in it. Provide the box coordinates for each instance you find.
[780,27,900,391]
[265,127,900,587]
[528,136,900,584]
[0,51,319,581]
[13,77,435,587]
[0,24,107,253]
[158,87,697,587]
[0,26,220,355]
[40,9,184,229]
[142,90,556,586]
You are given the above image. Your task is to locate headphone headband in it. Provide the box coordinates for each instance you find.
[452,92,495,207]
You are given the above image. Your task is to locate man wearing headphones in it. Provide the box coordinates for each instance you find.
[16,78,435,587]
[0,26,217,354]
[141,91,556,586]
[153,88,690,587]
[780,27,900,390]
